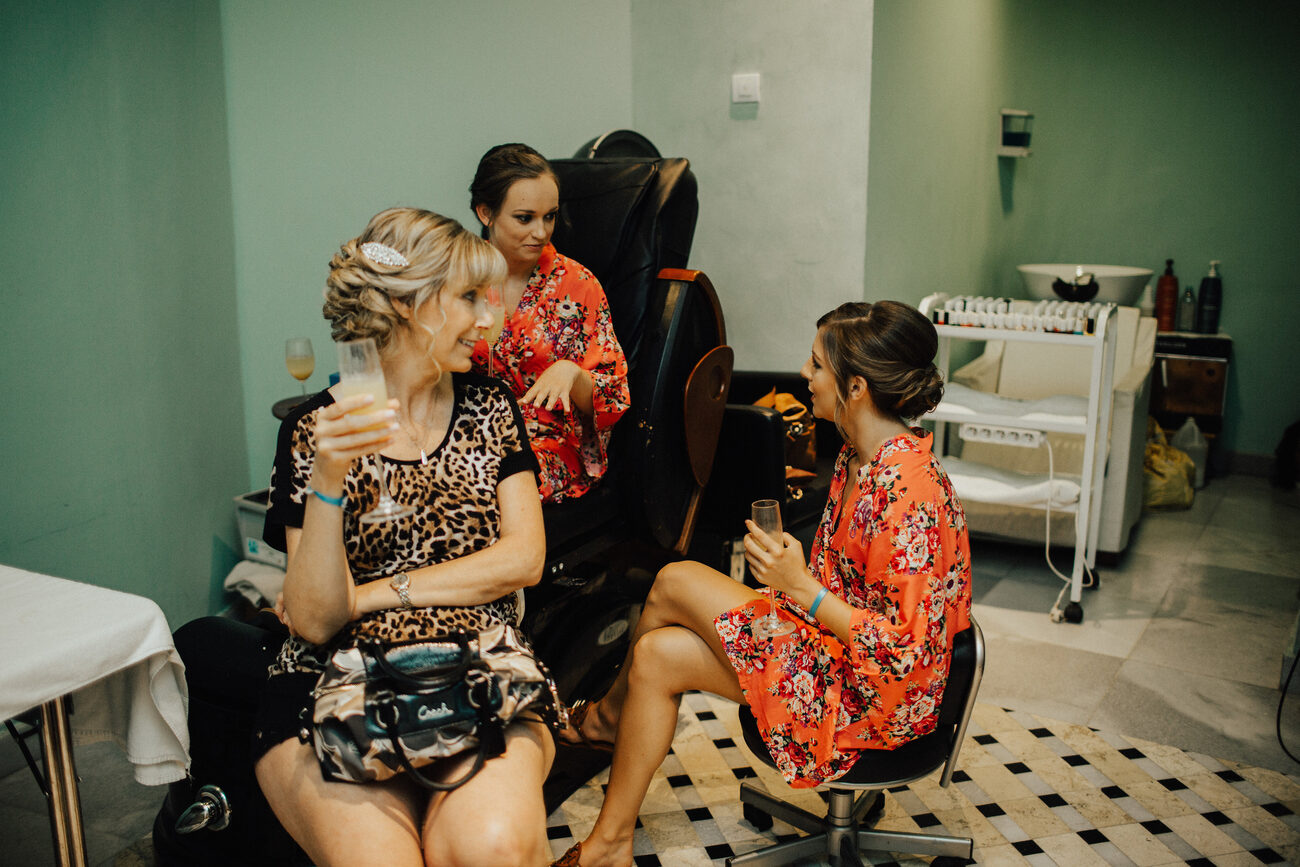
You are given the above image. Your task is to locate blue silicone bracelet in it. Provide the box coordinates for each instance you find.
[808,586,830,618]
[309,486,344,507]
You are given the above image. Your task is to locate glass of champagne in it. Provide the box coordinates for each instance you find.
[285,337,314,395]
[483,285,506,377]
[335,338,414,524]
[751,499,796,639]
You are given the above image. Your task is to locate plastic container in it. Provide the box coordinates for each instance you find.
[234,489,286,567]
[1177,286,1197,332]
[1155,258,1178,331]
[1196,259,1222,334]
[1171,417,1208,488]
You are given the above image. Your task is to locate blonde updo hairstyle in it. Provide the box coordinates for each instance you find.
[816,300,945,427]
[322,207,506,367]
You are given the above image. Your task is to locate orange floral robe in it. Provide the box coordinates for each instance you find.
[471,244,630,502]
[714,430,972,787]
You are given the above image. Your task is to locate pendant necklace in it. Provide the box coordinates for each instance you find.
[398,392,443,466]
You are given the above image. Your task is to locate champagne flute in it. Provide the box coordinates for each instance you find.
[483,285,506,377]
[285,337,315,395]
[335,338,414,524]
[751,499,796,639]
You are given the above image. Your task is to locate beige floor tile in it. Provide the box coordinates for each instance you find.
[1101,822,1183,865]
[997,794,1071,839]
[1060,787,1135,828]
[1035,831,1114,866]
[966,763,1037,802]
[1161,812,1243,857]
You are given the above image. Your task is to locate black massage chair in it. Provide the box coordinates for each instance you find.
[152,133,732,865]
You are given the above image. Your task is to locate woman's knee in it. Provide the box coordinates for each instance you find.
[646,560,697,613]
[424,813,541,867]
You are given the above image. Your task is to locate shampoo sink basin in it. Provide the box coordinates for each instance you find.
[1017,264,1152,306]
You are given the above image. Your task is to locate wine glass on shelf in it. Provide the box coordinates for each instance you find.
[482,285,506,377]
[750,498,796,640]
[335,338,414,524]
[285,337,314,395]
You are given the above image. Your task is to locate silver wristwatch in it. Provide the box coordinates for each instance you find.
[389,572,414,609]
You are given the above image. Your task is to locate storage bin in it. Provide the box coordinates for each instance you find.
[233,489,285,568]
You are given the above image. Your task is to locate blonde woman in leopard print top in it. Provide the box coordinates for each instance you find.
[255,208,554,867]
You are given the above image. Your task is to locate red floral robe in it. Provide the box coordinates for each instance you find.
[471,244,630,502]
[714,430,972,787]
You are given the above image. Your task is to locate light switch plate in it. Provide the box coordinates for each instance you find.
[731,72,760,104]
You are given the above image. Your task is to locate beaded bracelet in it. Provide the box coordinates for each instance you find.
[309,486,344,507]
[808,586,830,618]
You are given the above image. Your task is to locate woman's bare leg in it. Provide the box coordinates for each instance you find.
[574,623,748,867]
[570,560,761,746]
[421,718,555,867]
[256,738,425,867]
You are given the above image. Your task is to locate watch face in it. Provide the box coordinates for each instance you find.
[391,573,408,589]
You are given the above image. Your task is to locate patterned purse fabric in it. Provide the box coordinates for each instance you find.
[311,622,561,791]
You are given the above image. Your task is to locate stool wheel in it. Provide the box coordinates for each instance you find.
[742,802,774,831]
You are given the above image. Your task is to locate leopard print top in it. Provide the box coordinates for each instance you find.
[264,372,539,676]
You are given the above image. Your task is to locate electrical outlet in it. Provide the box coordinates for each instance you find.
[958,423,1043,448]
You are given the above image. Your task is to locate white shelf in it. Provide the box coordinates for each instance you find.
[920,293,1120,615]
[934,324,1103,346]
[927,407,1088,435]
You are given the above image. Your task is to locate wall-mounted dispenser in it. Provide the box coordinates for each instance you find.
[999,109,1033,157]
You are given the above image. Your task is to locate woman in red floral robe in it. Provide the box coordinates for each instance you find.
[552,301,972,867]
[469,143,629,503]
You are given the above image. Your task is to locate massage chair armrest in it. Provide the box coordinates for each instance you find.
[700,404,789,524]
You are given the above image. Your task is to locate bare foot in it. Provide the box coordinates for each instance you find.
[572,830,634,867]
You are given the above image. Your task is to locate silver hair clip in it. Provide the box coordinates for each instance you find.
[361,242,409,268]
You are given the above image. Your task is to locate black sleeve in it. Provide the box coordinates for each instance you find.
[263,390,334,552]
[487,375,540,484]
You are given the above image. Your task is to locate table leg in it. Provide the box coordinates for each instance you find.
[39,696,87,867]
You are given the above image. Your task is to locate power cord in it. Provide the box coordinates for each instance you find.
[1280,633,1300,765]
[1040,437,1094,623]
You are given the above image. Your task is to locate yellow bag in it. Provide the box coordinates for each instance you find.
[1142,418,1195,511]
[754,389,817,486]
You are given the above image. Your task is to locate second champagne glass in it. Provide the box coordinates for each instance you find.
[335,338,414,524]
[285,337,315,395]
[751,499,796,639]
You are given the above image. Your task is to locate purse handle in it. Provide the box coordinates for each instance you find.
[375,670,506,792]
[365,632,476,691]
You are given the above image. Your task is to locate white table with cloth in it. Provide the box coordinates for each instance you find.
[0,564,190,866]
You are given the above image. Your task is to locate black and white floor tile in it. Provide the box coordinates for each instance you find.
[543,693,1300,866]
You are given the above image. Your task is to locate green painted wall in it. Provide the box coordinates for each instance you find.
[0,0,246,626]
[867,0,1300,457]
[221,0,634,488]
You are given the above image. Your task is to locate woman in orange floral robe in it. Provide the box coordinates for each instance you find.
[552,300,972,867]
[469,143,629,503]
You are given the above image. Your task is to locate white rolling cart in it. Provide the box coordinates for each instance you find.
[918,293,1119,622]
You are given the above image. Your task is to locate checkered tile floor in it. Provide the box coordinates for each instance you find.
[545,693,1300,866]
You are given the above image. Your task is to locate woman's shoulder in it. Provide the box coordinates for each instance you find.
[277,388,335,438]
[545,245,601,288]
[454,371,516,408]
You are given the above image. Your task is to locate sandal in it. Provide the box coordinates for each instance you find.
[551,841,582,866]
[559,699,614,753]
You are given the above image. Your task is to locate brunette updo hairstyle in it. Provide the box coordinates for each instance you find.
[816,300,945,423]
[468,143,558,234]
[322,207,506,353]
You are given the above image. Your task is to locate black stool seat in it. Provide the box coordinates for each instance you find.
[728,622,984,867]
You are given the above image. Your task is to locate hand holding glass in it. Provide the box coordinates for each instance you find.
[336,338,413,524]
[285,337,314,395]
[751,499,795,639]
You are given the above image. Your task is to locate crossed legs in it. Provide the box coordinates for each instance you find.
[566,560,764,867]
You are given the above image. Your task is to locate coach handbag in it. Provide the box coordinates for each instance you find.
[311,622,562,791]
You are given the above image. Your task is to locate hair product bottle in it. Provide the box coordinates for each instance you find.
[1177,285,1197,332]
[1196,260,1222,334]
[1155,259,1178,331]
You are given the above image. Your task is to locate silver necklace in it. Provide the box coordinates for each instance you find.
[397,393,444,466]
